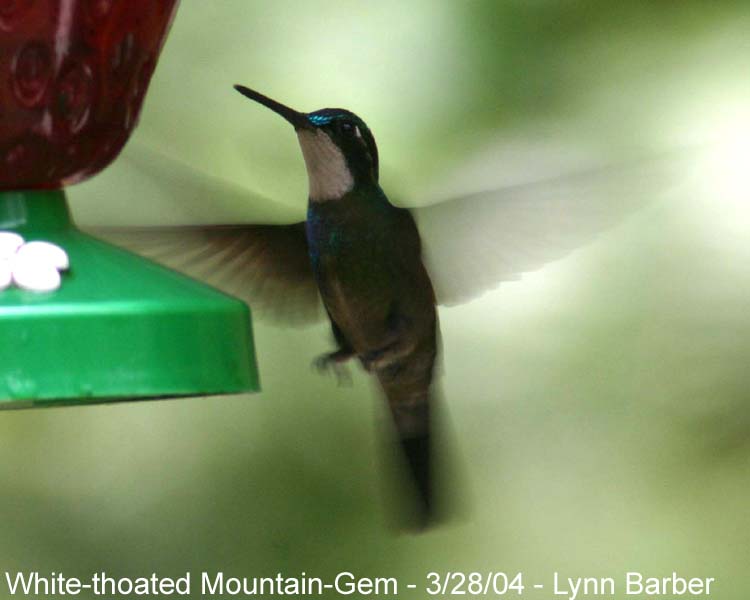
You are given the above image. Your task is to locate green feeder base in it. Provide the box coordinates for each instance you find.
[0,190,259,408]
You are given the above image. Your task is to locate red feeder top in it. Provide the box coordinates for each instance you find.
[0,0,178,190]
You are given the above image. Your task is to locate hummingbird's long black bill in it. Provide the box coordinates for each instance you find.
[234,84,311,130]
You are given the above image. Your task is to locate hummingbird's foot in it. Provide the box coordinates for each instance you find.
[313,350,354,386]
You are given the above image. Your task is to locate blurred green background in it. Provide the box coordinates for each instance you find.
[3,1,750,597]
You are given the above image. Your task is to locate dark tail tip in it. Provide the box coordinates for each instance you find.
[399,433,433,529]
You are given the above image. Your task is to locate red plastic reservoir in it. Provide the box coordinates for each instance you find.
[0,0,178,189]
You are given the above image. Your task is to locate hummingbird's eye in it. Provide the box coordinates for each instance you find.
[337,121,362,139]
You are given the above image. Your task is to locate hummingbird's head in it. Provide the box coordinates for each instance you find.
[234,85,379,202]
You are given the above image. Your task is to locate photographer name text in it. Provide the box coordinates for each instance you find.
[3,570,715,598]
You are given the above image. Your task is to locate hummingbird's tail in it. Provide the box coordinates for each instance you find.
[381,381,435,529]
[399,422,432,524]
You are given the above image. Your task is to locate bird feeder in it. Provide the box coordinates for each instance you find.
[0,0,259,407]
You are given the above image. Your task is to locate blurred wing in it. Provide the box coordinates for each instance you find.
[80,142,321,325]
[415,150,691,306]
[89,223,322,326]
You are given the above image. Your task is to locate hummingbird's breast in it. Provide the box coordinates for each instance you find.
[305,188,409,352]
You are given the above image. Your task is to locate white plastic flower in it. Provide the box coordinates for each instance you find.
[0,231,70,293]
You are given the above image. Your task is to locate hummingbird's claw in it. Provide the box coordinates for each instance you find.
[313,350,354,386]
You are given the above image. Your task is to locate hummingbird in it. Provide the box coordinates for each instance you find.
[91,86,691,529]
[233,85,440,524]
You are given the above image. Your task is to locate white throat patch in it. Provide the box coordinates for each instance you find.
[297,129,354,201]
